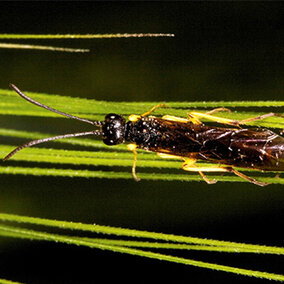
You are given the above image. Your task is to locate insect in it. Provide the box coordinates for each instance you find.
[3,84,284,186]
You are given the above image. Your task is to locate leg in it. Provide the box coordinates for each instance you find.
[182,162,269,186]
[157,153,217,183]
[163,108,232,126]
[157,153,185,159]
[162,112,232,126]
[188,112,239,126]
[189,110,284,127]
[228,167,269,187]
[182,158,217,184]
[128,104,167,122]
[141,103,168,117]
[274,172,281,178]
[238,112,284,125]
[162,115,200,124]
[127,143,140,181]
[205,108,231,115]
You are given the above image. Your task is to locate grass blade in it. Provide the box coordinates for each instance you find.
[0,279,22,284]
[0,88,283,128]
[1,213,284,255]
[0,43,89,52]
[0,165,283,185]
[0,33,174,39]
[1,216,284,281]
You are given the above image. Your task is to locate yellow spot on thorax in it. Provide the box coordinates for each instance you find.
[128,114,141,122]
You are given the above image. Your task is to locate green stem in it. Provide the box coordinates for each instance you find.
[1,213,284,255]
[0,33,174,39]
[0,166,282,185]
[0,224,283,281]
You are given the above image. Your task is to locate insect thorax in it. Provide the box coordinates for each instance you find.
[125,117,200,154]
[125,117,161,147]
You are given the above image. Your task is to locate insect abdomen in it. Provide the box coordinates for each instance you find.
[200,128,284,171]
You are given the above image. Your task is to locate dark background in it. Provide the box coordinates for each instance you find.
[0,2,284,283]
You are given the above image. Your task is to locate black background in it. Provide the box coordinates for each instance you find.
[0,2,284,283]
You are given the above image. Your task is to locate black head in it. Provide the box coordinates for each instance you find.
[102,113,126,145]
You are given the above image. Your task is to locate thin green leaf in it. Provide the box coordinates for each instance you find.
[0,33,175,39]
[0,222,275,254]
[0,43,89,52]
[0,88,283,128]
[0,142,283,188]
[1,213,284,255]
[0,279,22,284]
[0,33,174,53]
[1,217,284,281]
[0,226,257,253]
[0,165,282,185]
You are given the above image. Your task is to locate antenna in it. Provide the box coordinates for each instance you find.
[3,84,104,161]
[3,130,102,161]
[9,84,103,126]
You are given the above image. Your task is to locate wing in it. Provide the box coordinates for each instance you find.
[198,128,284,171]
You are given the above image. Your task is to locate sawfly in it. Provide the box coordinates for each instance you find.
[3,84,284,186]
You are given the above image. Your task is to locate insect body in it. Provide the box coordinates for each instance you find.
[4,84,284,186]
[127,116,284,185]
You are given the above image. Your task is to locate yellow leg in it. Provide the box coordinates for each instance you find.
[163,108,232,126]
[162,115,190,123]
[182,159,218,184]
[141,103,168,117]
[127,143,140,181]
[159,154,218,184]
[182,165,228,172]
[129,104,168,122]
[187,114,203,125]
[157,152,185,159]
[189,109,284,127]
[162,114,203,125]
[188,112,239,126]
[182,162,269,186]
